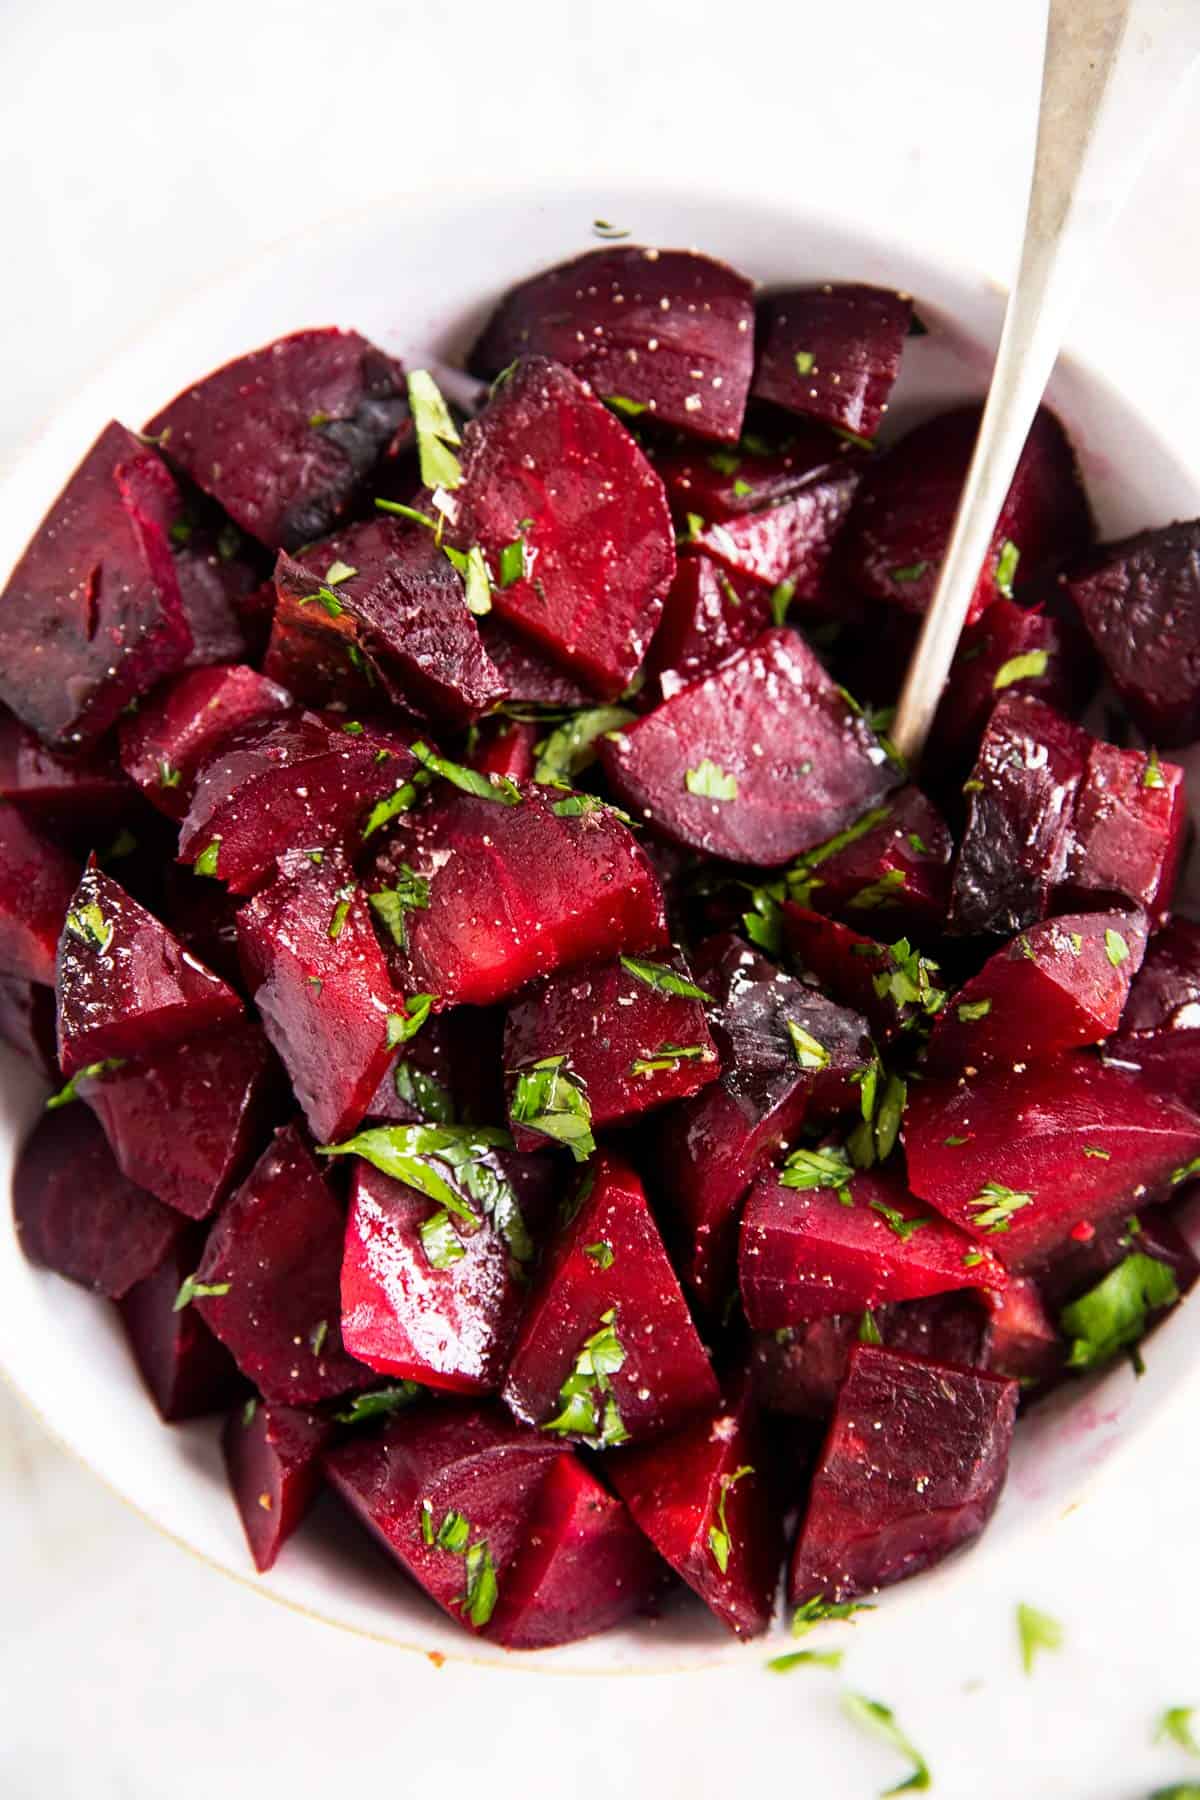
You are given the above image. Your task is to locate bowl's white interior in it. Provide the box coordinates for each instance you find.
[2,183,1199,1674]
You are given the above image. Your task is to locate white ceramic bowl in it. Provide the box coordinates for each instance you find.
[2,183,1199,1673]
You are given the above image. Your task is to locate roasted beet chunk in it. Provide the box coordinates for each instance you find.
[781,786,953,937]
[1062,520,1200,745]
[504,1151,718,1445]
[119,665,291,820]
[224,1400,332,1572]
[448,357,675,697]
[608,1371,779,1638]
[1108,918,1200,1108]
[477,616,594,708]
[925,910,1147,1076]
[752,283,912,438]
[0,711,131,837]
[365,780,666,1009]
[649,556,776,699]
[190,1123,365,1403]
[237,849,394,1144]
[1065,738,1185,923]
[781,909,947,1047]
[926,597,1090,777]
[0,974,58,1075]
[903,1057,1200,1270]
[468,717,539,784]
[0,422,192,746]
[840,405,1091,623]
[323,1403,561,1634]
[469,247,755,443]
[13,1106,182,1297]
[503,948,719,1140]
[55,859,241,1076]
[981,1278,1063,1386]
[144,329,410,552]
[0,808,78,985]
[600,629,899,866]
[119,1230,245,1420]
[788,1345,1018,1604]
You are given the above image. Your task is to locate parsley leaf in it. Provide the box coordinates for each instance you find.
[584,1240,615,1270]
[334,1383,423,1426]
[794,350,815,376]
[319,1125,513,1226]
[327,885,356,940]
[968,1180,1034,1233]
[460,1540,499,1627]
[386,994,435,1046]
[842,1693,931,1794]
[685,758,738,801]
[510,1055,595,1162]
[792,1595,875,1636]
[45,1057,126,1111]
[605,394,648,417]
[786,1021,830,1069]
[1105,927,1130,968]
[1144,748,1166,789]
[890,562,929,584]
[193,839,222,878]
[957,997,992,1022]
[1060,1252,1179,1370]
[394,1063,456,1124]
[369,867,431,948]
[443,541,492,614]
[173,1274,231,1312]
[871,938,947,1019]
[766,1649,844,1672]
[1156,1707,1200,1757]
[1016,1602,1064,1674]
[360,772,432,840]
[994,537,1021,599]
[419,1208,466,1269]
[629,1043,709,1075]
[770,579,796,626]
[407,369,463,491]
[543,1309,629,1446]
[65,902,113,954]
[859,1309,883,1345]
[869,1198,931,1242]
[707,1464,754,1575]
[411,739,521,805]
[993,648,1048,691]
[847,869,907,911]
[533,706,635,786]
[619,956,713,1002]
[780,1144,854,1195]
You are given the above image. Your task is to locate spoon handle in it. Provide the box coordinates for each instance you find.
[891,0,1200,767]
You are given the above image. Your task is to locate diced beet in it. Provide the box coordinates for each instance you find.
[684,464,863,594]
[55,859,242,1076]
[502,949,719,1139]
[158,863,246,992]
[477,617,594,708]
[752,1293,988,1419]
[13,1106,182,1297]
[223,1400,332,1572]
[0,975,58,1075]
[648,555,776,700]
[652,424,860,521]
[262,588,381,713]
[447,357,675,698]
[118,664,291,820]
[487,1451,664,1649]
[173,517,262,668]
[0,422,192,747]
[903,1056,1200,1270]
[980,1279,1063,1385]
[468,718,539,784]
[81,1019,279,1218]
[144,329,411,552]
[608,1371,779,1638]
[787,1345,1018,1603]
[1065,738,1186,924]
[788,786,953,937]
[926,598,1090,777]
[469,247,755,443]
[503,1150,719,1445]
[365,783,666,1009]
[362,1008,506,1130]
[323,1403,561,1634]
[924,910,1148,1076]
[192,1123,365,1403]
[118,1229,245,1420]
[781,908,946,1046]
[1107,918,1200,1107]
[237,850,395,1144]
[659,934,874,1310]
[1061,520,1200,745]
[839,405,1091,624]
[740,1166,1005,1328]
[0,711,131,836]
[752,283,912,438]
[0,808,78,985]
[178,711,417,895]
[599,628,899,866]
[1030,1206,1200,1314]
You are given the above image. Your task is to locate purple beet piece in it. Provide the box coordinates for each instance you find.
[599,628,899,866]
[0,422,192,747]
[0,808,78,985]
[447,356,676,697]
[191,1122,366,1403]
[1065,737,1186,925]
[173,518,262,668]
[323,1403,562,1635]
[790,786,953,937]
[839,404,1092,624]
[1107,918,1200,1107]
[0,710,131,836]
[55,859,242,1076]
[740,1165,1006,1329]
[469,246,755,443]
[659,933,874,1310]
[502,948,719,1140]
[648,555,776,700]
[223,1400,332,1572]
[685,472,863,598]
[608,1370,779,1638]
[787,1344,1018,1604]
[157,863,245,993]
[366,782,667,1009]
[980,1278,1063,1386]
[651,423,862,522]
[237,849,395,1144]
[503,1150,719,1445]
[119,664,292,820]
[0,975,58,1075]
[144,328,411,552]
[118,1229,245,1420]
[477,616,594,708]
[926,598,1090,777]
[468,718,539,785]
[1061,520,1200,746]
[262,583,381,714]
[752,283,912,438]
[903,1055,1200,1270]
[272,514,505,727]
[1029,1206,1200,1315]
[925,909,1148,1076]
[487,1450,664,1649]
[178,710,417,894]
[81,1019,279,1219]
[781,908,946,1047]
[13,1106,182,1297]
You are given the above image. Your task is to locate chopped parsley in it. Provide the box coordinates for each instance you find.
[619,955,713,1002]
[994,537,1021,598]
[957,997,992,1022]
[241,1397,258,1428]
[320,1124,514,1229]
[173,1274,230,1312]
[968,1180,1033,1233]
[780,1144,854,1195]
[360,772,431,840]
[859,1310,883,1345]
[158,759,182,789]
[629,1043,709,1076]
[847,869,907,911]
[993,648,1048,691]
[369,867,431,948]
[786,1021,830,1070]
[1081,1145,1111,1160]
[685,758,738,801]
[324,559,357,585]
[1105,927,1130,968]
[193,839,221,878]
[407,369,463,491]
[411,739,521,805]
[327,885,356,940]
[419,1208,466,1269]
[375,497,438,528]
[65,902,113,954]
[394,1063,456,1124]
[533,706,635,787]
[1156,1707,1200,1757]
[334,1383,422,1425]
[871,938,947,1018]
[770,578,795,626]
[766,1649,844,1672]
[1016,1602,1064,1674]
[509,1055,595,1162]
[791,1595,875,1636]
[592,219,631,239]
[309,1319,329,1356]
[605,394,648,416]
[850,1073,907,1168]
[443,542,492,614]
[793,350,815,376]
[1144,748,1166,789]
[707,450,742,475]
[460,1540,499,1627]
[890,562,929,584]
[386,994,435,1046]
[841,1692,931,1794]
[45,1057,126,1111]
[298,583,350,619]
[543,1309,629,1446]
[707,1464,754,1575]
[869,1198,931,1241]
[1060,1252,1179,1370]
[584,1240,615,1270]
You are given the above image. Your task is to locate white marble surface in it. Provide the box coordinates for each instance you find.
[3,2,1200,1795]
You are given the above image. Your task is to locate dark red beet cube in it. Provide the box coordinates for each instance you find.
[118,1229,245,1420]
[0,807,78,985]
[468,717,539,784]
[926,598,1090,777]
[55,859,242,1076]
[781,908,946,1047]
[648,555,775,700]
[608,1371,779,1638]
[652,423,862,523]
[0,975,58,1076]
[477,617,594,708]
[13,1106,182,1298]
[599,628,899,866]
[0,710,131,838]
[469,247,755,443]
[1065,737,1185,924]
[144,329,410,552]
[119,664,291,820]
[0,422,192,747]
[1031,1206,1200,1315]
[752,283,911,438]
[1108,918,1200,1108]
[791,786,953,937]
[192,1123,365,1403]
[788,1345,1018,1603]
[685,466,863,595]
[903,1056,1200,1270]
[237,849,395,1144]
[840,404,1091,624]
[981,1278,1063,1386]
[223,1400,332,1572]
[172,515,263,669]
[504,1150,719,1445]
[448,357,675,698]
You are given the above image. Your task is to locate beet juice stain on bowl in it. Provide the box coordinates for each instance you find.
[5,215,1200,1666]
